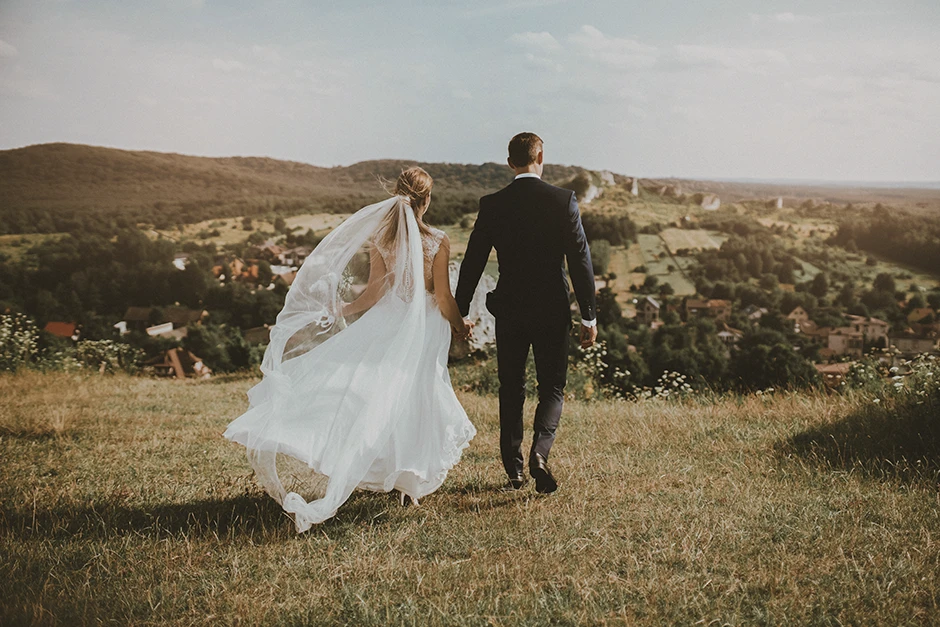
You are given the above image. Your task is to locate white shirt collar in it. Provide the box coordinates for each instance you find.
[514,172,541,180]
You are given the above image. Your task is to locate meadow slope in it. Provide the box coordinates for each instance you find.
[1,372,938,626]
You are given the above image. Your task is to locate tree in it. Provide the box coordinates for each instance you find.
[641,275,659,292]
[595,287,622,327]
[273,216,287,233]
[873,273,896,294]
[810,272,829,298]
[730,329,819,391]
[589,239,612,275]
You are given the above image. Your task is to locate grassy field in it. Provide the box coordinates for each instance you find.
[1,371,938,625]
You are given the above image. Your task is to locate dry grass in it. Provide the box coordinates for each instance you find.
[1,372,938,625]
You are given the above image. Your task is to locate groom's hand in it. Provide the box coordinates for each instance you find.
[579,323,597,349]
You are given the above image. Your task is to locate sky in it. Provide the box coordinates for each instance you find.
[1,0,939,182]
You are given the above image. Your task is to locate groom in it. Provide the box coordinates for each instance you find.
[456,132,597,494]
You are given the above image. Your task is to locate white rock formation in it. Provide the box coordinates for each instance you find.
[699,193,721,210]
[630,178,639,196]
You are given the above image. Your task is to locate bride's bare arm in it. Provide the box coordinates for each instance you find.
[342,246,388,317]
[432,235,468,334]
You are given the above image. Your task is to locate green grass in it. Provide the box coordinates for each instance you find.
[1,372,938,625]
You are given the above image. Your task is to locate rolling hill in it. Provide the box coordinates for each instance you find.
[1,143,938,234]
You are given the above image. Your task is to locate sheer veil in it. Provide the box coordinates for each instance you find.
[224,194,443,530]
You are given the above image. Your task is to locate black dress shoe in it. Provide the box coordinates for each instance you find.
[499,475,527,492]
[529,453,558,494]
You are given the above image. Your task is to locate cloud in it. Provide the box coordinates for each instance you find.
[509,31,561,53]
[750,12,821,24]
[568,25,658,69]
[0,39,19,58]
[522,53,563,72]
[675,44,789,74]
[211,58,247,72]
[451,88,472,100]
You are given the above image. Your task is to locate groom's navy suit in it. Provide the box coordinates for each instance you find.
[455,174,596,478]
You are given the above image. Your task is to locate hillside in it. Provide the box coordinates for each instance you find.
[1,371,937,625]
[0,143,579,232]
[3,143,939,234]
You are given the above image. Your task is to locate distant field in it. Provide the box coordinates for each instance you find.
[757,217,838,239]
[659,228,724,254]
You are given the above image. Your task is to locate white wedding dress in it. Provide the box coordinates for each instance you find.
[223,196,476,532]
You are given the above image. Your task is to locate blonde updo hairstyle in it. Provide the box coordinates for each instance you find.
[378,166,434,249]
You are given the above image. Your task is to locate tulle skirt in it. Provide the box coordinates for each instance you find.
[223,293,476,531]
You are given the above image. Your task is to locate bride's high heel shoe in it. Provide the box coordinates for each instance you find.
[399,491,419,507]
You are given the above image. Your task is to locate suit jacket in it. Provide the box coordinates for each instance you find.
[455,176,596,323]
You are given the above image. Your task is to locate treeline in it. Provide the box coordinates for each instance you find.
[695,232,803,287]
[828,205,940,274]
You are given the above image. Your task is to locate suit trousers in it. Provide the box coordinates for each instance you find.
[495,310,571,477]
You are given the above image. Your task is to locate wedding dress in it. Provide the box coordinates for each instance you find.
[223,195,476,532]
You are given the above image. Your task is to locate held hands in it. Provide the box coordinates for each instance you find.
[579,323,598,349]
[453,318,474,341]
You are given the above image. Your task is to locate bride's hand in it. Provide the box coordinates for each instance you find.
[453,318,473,341]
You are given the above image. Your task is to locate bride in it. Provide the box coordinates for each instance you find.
[223,167,477,532]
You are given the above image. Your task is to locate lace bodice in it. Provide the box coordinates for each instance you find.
[374,227,446,294]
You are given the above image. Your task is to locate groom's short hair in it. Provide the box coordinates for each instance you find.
[508,132,542,167]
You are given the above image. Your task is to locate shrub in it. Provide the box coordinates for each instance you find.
[0,313,40,372]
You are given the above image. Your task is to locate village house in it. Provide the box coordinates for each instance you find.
[889,329,939,355]
[279,246,313,268]
[743,305,768,321]
[786,306,811,331]
[122,306,208,334]
[685,298,731,322]
[716,321,744,347]
[145,348,212,379]
[244,326,271,345]
[802,325,831,348]
[827,327,864,358]
[43,321,80,340]
[634,296,660,326]
[815,362,853,390]
[274,270,298,288]
[212,256,246,281]
[907,307,936,324]
[846,314,890,347]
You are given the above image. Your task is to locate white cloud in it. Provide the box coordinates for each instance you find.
[568,25,658,69]
[509,31,561,52]
[211,58,247,72]
[675,44,789,74]
[0,39,18,58]
[523,52,563,72]
[750,12,821,24]
[451,88,472,100]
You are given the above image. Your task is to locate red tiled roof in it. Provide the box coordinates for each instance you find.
[43,321,77,338]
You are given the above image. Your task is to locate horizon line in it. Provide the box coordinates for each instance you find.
[3,141,939,190]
